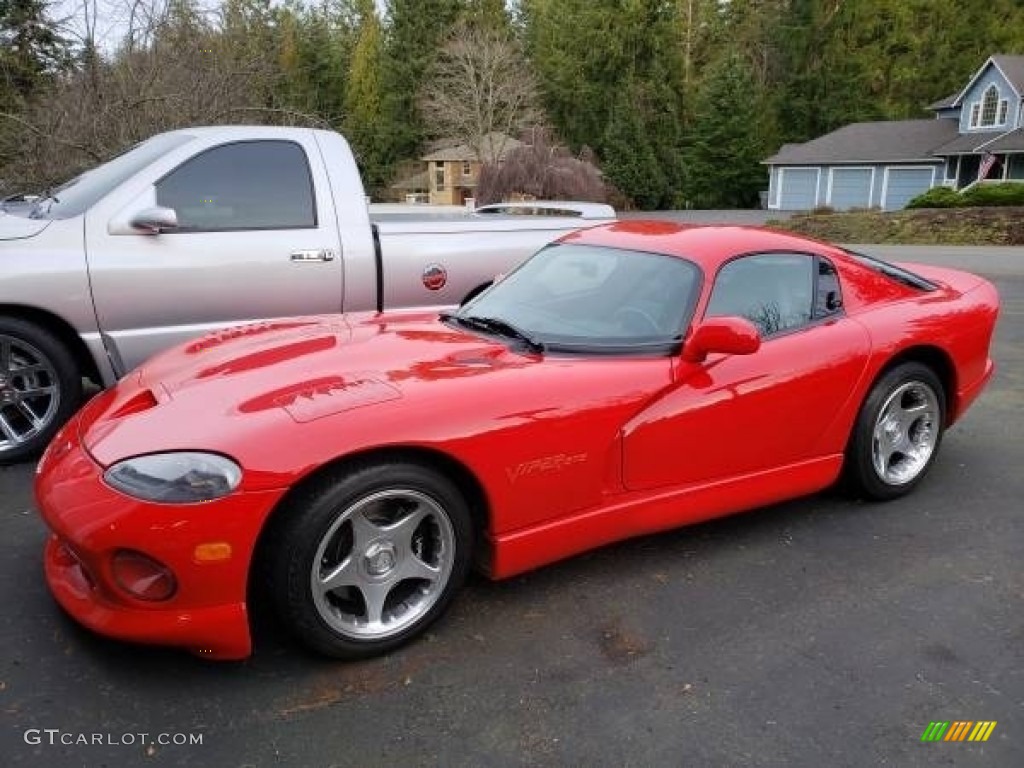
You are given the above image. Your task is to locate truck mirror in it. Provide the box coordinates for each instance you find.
[130,206,179,234]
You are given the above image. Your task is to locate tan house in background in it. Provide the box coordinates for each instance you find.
[418,132,523,205]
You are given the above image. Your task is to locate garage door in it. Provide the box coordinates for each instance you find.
[829,169,872,209]
[778,168,818,210]
[884,168,934,210]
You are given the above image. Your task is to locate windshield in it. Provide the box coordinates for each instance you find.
[29,132,195,220]
[455,243,702,352]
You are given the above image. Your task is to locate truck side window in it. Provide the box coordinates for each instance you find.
[155,140,316,231]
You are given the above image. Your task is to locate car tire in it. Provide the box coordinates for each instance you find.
[0,318,83,464]
[266,461,474,659]
[846,362,946,500]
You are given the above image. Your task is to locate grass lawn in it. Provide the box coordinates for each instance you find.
[769,206,1024,245]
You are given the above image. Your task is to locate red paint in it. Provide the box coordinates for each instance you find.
[35,224,1000,659]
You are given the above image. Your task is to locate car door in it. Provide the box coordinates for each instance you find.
[84,133,343,373]
[622,252,871,491]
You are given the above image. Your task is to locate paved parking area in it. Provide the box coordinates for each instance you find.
[1,245,1021,767]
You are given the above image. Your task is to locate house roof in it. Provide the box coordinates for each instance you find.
[991,54,1024,95]
[421,133,523,163]
[949,54,1024,106]
[927,93,957,110]
[979,128,1024,152]
[931,132,996,155]
[763,119,958,165]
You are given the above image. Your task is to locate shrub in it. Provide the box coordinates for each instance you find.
[959,182,1024,207]
[905,186,962,209]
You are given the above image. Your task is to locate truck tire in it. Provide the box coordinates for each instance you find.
[0,318,83,464]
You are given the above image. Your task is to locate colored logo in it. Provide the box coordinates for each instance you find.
[921,721,997,742]
[422,264,447,291]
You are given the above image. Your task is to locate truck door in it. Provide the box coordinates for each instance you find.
[84,133,343,373]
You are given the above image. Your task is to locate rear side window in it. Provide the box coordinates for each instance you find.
[814,257,843,318]
[156,141,316,231]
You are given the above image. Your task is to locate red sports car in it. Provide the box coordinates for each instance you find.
[35,223,998,660]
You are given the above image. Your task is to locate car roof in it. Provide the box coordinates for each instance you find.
[560,221,844,272]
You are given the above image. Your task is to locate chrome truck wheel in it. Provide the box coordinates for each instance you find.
[0,319,82,464]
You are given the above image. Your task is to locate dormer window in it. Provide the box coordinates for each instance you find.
[971,84,1008,128]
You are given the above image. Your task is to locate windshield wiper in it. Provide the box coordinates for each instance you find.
[28,188,60,219]
[441,313,545,353]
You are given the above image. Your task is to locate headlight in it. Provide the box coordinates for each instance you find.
[104,452,242,503]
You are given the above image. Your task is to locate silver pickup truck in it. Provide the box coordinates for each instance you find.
[0,126,614,461]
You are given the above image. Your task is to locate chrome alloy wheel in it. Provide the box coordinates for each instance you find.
[310,489,456,640]
[870,380,941,486]
[0,334,61,452]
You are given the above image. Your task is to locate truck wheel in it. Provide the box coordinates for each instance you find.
[0,318,83,464]
[267,461,473,658]
[845,362,945,500]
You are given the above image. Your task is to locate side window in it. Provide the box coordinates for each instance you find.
[706,253,814,337]
[156,141,316,231]
[814,257,843,318]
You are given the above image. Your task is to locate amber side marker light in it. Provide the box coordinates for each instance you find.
[193,542,233,563]
[111,549,177,601]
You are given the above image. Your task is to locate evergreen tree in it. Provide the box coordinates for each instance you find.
[345,0,387,190]
[0,0,68,112]
[379,0,464,175]
[524,0,687,208]
[685,52,766,208]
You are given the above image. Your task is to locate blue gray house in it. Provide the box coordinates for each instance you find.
[764,54,1024,211]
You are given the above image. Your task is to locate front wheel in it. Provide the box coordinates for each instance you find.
[846,362,946,500]
[266,462,473,659]
[0,318,82,464]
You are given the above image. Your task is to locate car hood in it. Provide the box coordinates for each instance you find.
[81,311,554,468]
[0,211,51,240]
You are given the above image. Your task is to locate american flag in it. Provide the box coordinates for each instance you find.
[978,152,998,180]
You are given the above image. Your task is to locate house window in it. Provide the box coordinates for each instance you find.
[461,161,472,178]
[945,156,958,181]
[979,85,999,126]
[434,161,445,191]
[998,100,1009,125]
[970,103,981,128]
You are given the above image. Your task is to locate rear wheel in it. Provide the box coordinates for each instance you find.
[266,461,473,658]
[846,362,945,500]
[0,318,82,464]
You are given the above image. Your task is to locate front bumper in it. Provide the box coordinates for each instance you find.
[35,407,285,660]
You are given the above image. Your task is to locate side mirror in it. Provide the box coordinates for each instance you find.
[130,206,179,234]
[682,316,761,363]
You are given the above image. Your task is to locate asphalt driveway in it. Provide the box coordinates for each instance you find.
[1,244,1021,767]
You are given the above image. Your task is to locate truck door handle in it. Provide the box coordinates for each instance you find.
[290,249,335,263]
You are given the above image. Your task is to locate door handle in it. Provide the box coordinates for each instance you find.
[290,249,336,263]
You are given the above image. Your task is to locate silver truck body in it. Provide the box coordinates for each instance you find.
[0,126,613,459]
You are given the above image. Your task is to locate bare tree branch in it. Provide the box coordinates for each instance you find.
[0,111,103,161]
[419,21,541,161]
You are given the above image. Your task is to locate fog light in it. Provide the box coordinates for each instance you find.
[111,549,177,601]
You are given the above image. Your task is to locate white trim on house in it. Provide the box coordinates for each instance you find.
[825,166,875,208]
[774,167,820,210]
[951,55,1023,107]
[880,165,937,210]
